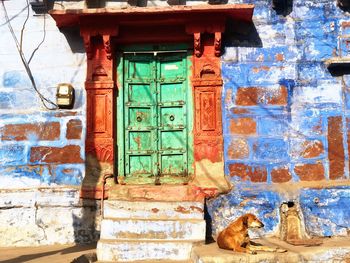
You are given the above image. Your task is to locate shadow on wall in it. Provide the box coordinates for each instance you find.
[222,19,262,51]
[337,0,350,12]
[72,149,105,245]
[328,64,350,77]
[72,199,101,245]
[59,27,86,54]
[272,0,293,17]
[85,0,229,8]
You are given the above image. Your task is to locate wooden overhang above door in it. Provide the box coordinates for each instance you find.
[49,4,254,197]
[49,4,254,46]
[50,4,254,28]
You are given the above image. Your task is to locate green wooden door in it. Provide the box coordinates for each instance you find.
[121,52,191,184]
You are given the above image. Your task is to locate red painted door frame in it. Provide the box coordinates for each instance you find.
[50,5,254,198]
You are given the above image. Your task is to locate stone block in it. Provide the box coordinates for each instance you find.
[328,116,345,180]
[0,166,42,188]
[235,87,258,106]
[300,187,350,237]
[289,112,323,137]
[97,240,197,262]
[294,163,325,181]
[301,140,324,158]
[237,46,301,63]
[227,138,249,159]
[104,200,204,220]
[1,122,60,141]
[297,62,331,84]
[303,37,337,61]
[253,138,289,162]
[264,85,288,105]
[229,117,256,135]
[0,205,99,246]
[100,218,206,240]
[0,188,80,208]
[292,2,325,21]
[258,116,288,136]
[52,165,84,185]
[2,71,29,88]
[249,63,296,85]
[230,108,251,115]
[0,92,15,109]
[293,84,342,105]
[271,166,292,183]
[30,145,84,164]
[228,163,267,183]
[66,119,82,140]
[233,85,289,106]
[290,139,324,159]
[0,145,26,166]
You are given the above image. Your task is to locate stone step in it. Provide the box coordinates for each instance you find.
[97,260,192,263]
[103,200,204,220]
[97,239,202,262]
[100,218,206,240]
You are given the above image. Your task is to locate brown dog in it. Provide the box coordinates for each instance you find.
[217,213,286,254]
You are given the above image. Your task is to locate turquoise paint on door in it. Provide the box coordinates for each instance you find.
[120,52,191,184]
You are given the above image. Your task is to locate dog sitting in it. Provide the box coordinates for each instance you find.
[217,213,287,254]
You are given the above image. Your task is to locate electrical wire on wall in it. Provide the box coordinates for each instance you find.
[1,0,58,110]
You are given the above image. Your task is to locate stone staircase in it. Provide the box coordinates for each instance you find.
[96,199,206,262]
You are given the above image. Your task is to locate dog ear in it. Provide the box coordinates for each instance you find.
[243,215,248,227]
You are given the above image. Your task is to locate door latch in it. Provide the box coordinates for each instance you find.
[155,166,161,185]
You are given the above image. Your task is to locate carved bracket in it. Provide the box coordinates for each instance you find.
[194,32,202,57]
[81,26,119,61]
[82,35,93,60]
[103,35,113,60]
[214,32,221,57]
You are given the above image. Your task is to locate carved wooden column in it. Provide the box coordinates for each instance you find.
[186,23,225,163]
[186,22,229,191]
[81,26,118,195]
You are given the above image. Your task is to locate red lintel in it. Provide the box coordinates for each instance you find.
[49,4,254,28]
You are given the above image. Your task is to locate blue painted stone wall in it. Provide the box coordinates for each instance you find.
[210,0,350,238]
[0,1,95,246]
[0,3,86,189]
[1,0,350,245]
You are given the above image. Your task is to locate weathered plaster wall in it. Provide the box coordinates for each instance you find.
[209,0,350,239]
[2,0,350,246]
[0,0,99,246]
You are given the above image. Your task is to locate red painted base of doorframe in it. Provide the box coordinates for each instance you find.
[50,4,254,199]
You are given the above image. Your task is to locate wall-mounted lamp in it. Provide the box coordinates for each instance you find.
[56,83,75,109]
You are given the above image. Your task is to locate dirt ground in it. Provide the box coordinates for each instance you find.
[0,243,96,263]
[193,237,350,263]
[1,237,350,263]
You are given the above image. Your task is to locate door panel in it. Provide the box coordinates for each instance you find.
[129,155,153,175]
[160,107,184,127]
[160,83,183,102]
[160,131,185,150]
[129,131,152,151]
[127,58,153,81]
[161,154,185,175]
[128,107,153,128]
[159,54,185,80]
[123,52,190,184]
[128,84,153,105]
